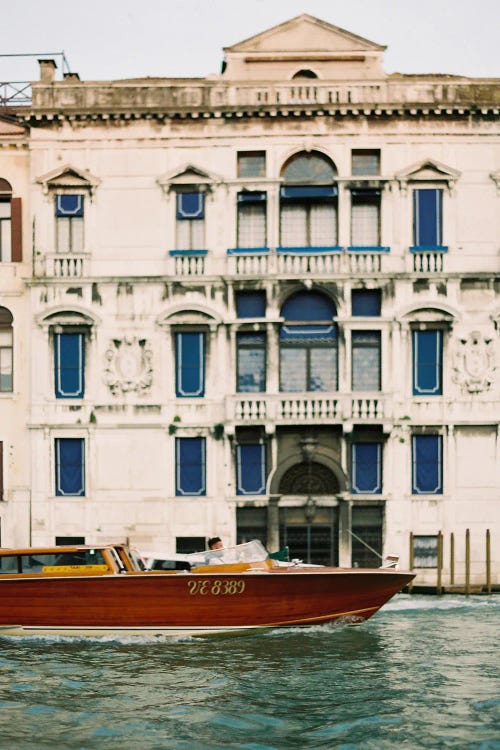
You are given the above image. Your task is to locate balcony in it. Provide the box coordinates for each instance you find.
[35,253,88,278]
[226,393,390,426]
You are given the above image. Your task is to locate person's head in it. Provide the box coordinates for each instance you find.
[208,536,223,550]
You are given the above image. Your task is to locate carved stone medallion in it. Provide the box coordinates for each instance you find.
[104,337,153,395]
[452,331,496,393]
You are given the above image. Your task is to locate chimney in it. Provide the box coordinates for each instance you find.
[63,72,80,81]
[38,59,57,83]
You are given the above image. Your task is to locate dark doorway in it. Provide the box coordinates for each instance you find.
[279,506,338,566]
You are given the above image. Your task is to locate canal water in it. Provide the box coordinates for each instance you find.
[0,595,498,750]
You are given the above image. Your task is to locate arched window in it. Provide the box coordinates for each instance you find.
[280,152,338,248]
[0,307,13,392]
[0,179,22,263]
[292,69,318,79]
[280,291,337,392]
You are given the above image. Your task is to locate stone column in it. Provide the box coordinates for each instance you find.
[337,495,352,566]
[267,494,281,552]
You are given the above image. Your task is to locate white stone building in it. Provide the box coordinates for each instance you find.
[6,15,500,584]
[0,113,30,545]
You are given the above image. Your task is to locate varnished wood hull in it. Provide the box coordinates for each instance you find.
[0,567,413,637]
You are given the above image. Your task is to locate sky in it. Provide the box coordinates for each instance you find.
[1,0,498,83]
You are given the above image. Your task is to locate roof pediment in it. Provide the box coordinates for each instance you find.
[221,15,386,81]
[36,164,100,195]
[157,164,222,192]
[395,159,461,189]
[225,14,385,54]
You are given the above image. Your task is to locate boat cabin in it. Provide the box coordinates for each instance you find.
[0,544,145,576]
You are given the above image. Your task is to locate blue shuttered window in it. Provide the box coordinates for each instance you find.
[55,195,84,217]
[351,289,381,317]
[176,437,206,496]
[237,333,266,392]
[236,444,266,495]
[175,332,205,397]
[55,333,84,398]
[412,330,442,396]
[55,438,85,496]
[235,291,266,318]
[413,189,442,247]
[280,292,337,392]
[351,443,382,494]
[412,435,443,495]
[176,193,205,219]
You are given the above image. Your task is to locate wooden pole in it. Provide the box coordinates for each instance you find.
[486,529,491,594]
[450,532,455,586]
[465,528,471,596]
[437,530,443,594]
[409,532,414,593]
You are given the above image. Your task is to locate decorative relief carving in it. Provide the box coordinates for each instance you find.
[104,337,153,395]
[452,331,496,394]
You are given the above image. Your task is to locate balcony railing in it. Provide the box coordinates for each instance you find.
[34,253,88,278]
[227,393,390,424]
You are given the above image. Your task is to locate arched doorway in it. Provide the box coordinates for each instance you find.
[278,459,340,566]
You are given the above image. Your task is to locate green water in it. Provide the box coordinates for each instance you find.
[0,595,498,749]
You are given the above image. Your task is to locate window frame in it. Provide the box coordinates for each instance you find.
[175,192,205,251]
[54,331,85,399]
[350,189,381,247]
[350,443,383,495]
[412,329,443,396]
[174,331,206,398]
[236,443,267,496]
[351,330,382,392]
[412,188,443,248]
[237,151,266,178]
[0,307,13,393]
[55,194,85,254]
[55,437,86,497]
[237,191,267,249]
[351,149,381,176]
[237,332,266,393]
[411,434,443,495]
[175,436,206,497]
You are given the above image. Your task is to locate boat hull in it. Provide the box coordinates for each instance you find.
[0,567,413,637]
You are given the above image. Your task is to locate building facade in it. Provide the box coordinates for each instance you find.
[4,15,500,584]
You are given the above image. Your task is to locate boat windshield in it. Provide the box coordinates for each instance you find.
[186,539,268,567]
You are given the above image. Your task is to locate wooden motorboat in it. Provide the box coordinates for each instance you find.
[0,540,414,638]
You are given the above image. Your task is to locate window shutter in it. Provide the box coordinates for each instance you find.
[351,290,381,316]
[280,186,337,199]
[176,437,206,496]
[235,291,266,318]
[55,195,84,217]
[414,189,442,247]
[176,193,204,220]
[412,435,442,494]
[351,443,382,494]
[236,444,266,495]
[412,330,442,395]
[55,333,84,398]
[10,198,22,262]
[0,441,3,501]
[56,438,85,496]
[175,332,205,397]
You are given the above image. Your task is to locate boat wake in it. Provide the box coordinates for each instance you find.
[383,593,498,612]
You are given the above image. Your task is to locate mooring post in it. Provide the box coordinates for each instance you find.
[465,528,471,596]
[409,532,414,593]
[486,528,491,594]
[437,530,443,594]
[450,532,455,586]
